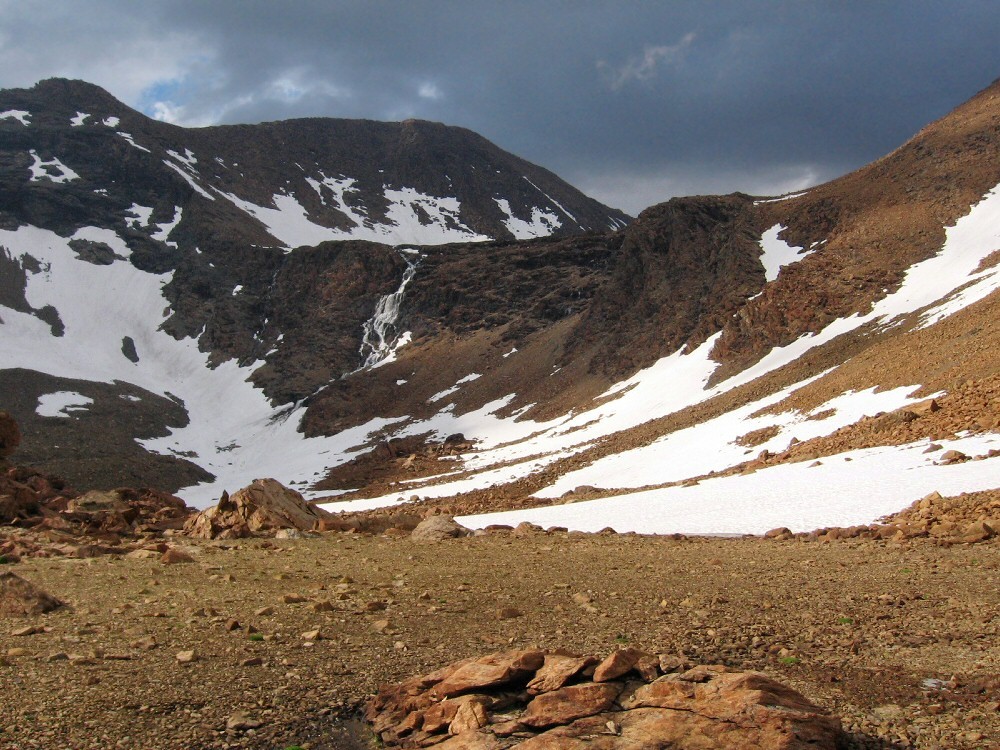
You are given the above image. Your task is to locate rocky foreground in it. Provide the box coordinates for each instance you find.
[0,525,997,749]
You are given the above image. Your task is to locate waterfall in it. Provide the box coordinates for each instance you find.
[358,250,419,368]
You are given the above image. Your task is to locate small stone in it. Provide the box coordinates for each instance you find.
[255,606,275,616]
[224,618,241,631]
[282,593,308,604]
[497,607,523,619]
[240,656,263,667]
[160,548,195,565]
[226,711,264,731]
[301,629,322,641]
[175,650,198,664]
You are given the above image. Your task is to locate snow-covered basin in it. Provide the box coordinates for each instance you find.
[457,433,1000,535]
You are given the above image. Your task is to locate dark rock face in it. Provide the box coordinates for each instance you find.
[0,410,20,458]
[570,194,764,379]
[0,370,210,493]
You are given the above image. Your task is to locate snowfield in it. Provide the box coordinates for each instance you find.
[457,434,1000,535]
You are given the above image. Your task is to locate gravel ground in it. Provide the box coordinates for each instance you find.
[0,531,997,749]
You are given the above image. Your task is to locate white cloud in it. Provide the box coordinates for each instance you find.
[598,33,695,91]
[151,100,185,123]
[418,82,443,100]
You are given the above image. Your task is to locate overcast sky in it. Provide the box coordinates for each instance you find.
[1,1,997,214]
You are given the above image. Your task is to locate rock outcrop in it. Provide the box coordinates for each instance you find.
[184,478,334,539]
[0,571,63,616]
[410,515,470,542]
[365,648,844,749]
[0,462,190,535]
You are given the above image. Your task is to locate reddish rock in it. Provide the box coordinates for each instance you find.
[449,699,490,734]
[432,650,545,698]
[527,654,598,694]
[365,650,844,749]
[520,682,621,728]
[432,733,502,750]
[160,548,195,565]
[0,572,64,617]
[184,479,333,539]
[623,666,841,747]
[764,527,793,540]
[593,647,648,682]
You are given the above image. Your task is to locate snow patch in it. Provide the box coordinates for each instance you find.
[225,182,489,248]
[1,110,30,126]
[759,224,809,282]
[166,148,198,168]
[753,191,808,206]
[118,132,151,153]
[494,198,562,239]
[163,161,215,201]
[27,151,79,183]
[102,116,120,128]
[70,112,90,127]
[428,373,482,403]
[522,176,581,227]
[36,391,93,418]
[125,203,154,229]
[150,206,183,245]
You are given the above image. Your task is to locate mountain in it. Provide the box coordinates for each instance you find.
[1,77,999,533]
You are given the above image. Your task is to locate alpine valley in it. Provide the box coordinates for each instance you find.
[1,77,1000,750]
[2,77,999,533]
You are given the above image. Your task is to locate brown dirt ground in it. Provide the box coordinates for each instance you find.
[0,531,997,750]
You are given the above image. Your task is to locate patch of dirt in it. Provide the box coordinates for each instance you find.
[735,425,781,447]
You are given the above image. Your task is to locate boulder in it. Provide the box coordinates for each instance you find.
[592,647,648,682]
[520,682,621,728]
[0,411,20,458]
[0,571,64,616]
[527,654,598,694]
[432,650,545,698]
[184,479,334,539]
[410,515,470,542]
[366,649,844,749]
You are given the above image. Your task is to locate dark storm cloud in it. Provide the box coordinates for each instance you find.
[1,1,997,212]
